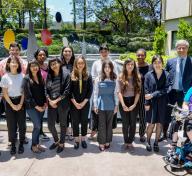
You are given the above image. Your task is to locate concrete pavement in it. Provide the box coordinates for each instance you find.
[0,131,188,176]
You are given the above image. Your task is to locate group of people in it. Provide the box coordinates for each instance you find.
[0,39,192,156]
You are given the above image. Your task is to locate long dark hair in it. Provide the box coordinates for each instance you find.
[60,46,75,66]
[5,56,22,73]
[119,58,141,94]
[27,59,44,85]
[48,57,62,81]
[101,60,116,81]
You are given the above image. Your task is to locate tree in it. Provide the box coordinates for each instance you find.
[153,25,167,55]
[177,19,192,55]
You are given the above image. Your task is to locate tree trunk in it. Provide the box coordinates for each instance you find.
[0,0,3,30]
[22,11,25,28]
[83,0,86,30]
[43,0,47,29]
[18,11,22,28]
[73,0,76,29]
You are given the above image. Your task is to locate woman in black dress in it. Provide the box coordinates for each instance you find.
[60,46,75,140]
[144,55,170,152]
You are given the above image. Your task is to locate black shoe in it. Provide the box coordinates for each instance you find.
[18,144,24,154]
[74,142,79,150]
[81,141,87,149]
[140,136,146,143]
[105,144,110,149]
[49,143,59,150]
[146,143,152,152]
[10,145,16,155]
[56,145,64,153]
[40,133,50,141]
[153,142,159,152]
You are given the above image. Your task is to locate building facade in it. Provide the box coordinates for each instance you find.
[162,0,192,54]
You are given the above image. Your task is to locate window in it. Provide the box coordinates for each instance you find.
[171,31,177,49]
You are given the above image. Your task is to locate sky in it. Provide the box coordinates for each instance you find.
[47,0,73,22]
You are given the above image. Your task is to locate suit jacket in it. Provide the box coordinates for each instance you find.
[165,56,192,93]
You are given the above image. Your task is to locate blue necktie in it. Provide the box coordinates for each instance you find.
[180,58,184,76]
[179,58,184,90]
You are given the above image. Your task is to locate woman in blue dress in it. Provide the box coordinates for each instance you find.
[93,60,118,151]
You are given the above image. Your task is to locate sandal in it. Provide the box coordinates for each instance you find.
[31,145,41,153]
[37,145,46,152]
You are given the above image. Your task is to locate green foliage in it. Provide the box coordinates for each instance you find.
[153,26,167,55]
[177,19,192,55]
[127,41,153,52]
[119,51,176,65]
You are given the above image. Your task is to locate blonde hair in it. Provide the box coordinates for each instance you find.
[71,55,89,81]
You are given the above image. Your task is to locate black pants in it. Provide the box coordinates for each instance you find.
[48,102,69,144]
[97,110,114,144]
[119,97,138,144]
[138,86,146,137]
[5,97,26,144]
[71,102,90,137]
[91,111,117,131]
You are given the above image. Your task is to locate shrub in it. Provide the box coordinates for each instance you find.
[153,26,167,55]
[119,51,175,65]
[177,19,192,55]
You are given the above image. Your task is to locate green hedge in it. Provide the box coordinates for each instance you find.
[119,51,176,65]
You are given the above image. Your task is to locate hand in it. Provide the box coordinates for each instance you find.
[11,104,18,111]
[128,104,136,111]
[94,107,98,114]
[114,106,118,114]
[49,100,57,109]
[35,106,44,112]
[75,103,82,109]
[122,105,129,112]
[145,94,153,100]
[145,105,150,111]
[79,101,87,109]
[16,104,23,111]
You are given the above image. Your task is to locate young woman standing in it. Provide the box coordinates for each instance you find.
[93,60,118,151]
[144,55,170,152]
[118,58,141,149]
[34,48,49,141]
[0,56,25,155]
[46,58,71,153]
[60,46,75,140]
[70,56,93,149]
[22,60,47,153]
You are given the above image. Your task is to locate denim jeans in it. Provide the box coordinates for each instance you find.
[27,108,44,146]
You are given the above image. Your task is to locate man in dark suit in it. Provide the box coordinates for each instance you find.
[159,39,192,142]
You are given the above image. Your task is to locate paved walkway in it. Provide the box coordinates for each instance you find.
[0,131,188,176]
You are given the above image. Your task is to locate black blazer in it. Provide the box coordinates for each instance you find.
[22,75,46,109]
[165,56,192,93]
[144,70,170,105]
[70,75,93,103]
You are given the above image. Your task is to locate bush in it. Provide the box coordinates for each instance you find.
[119,51,175,65]
[109,45,127,53]
[16,33,28,41]
[153,26,167,55]
[127,41,153,52]
[112,35,129,46]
